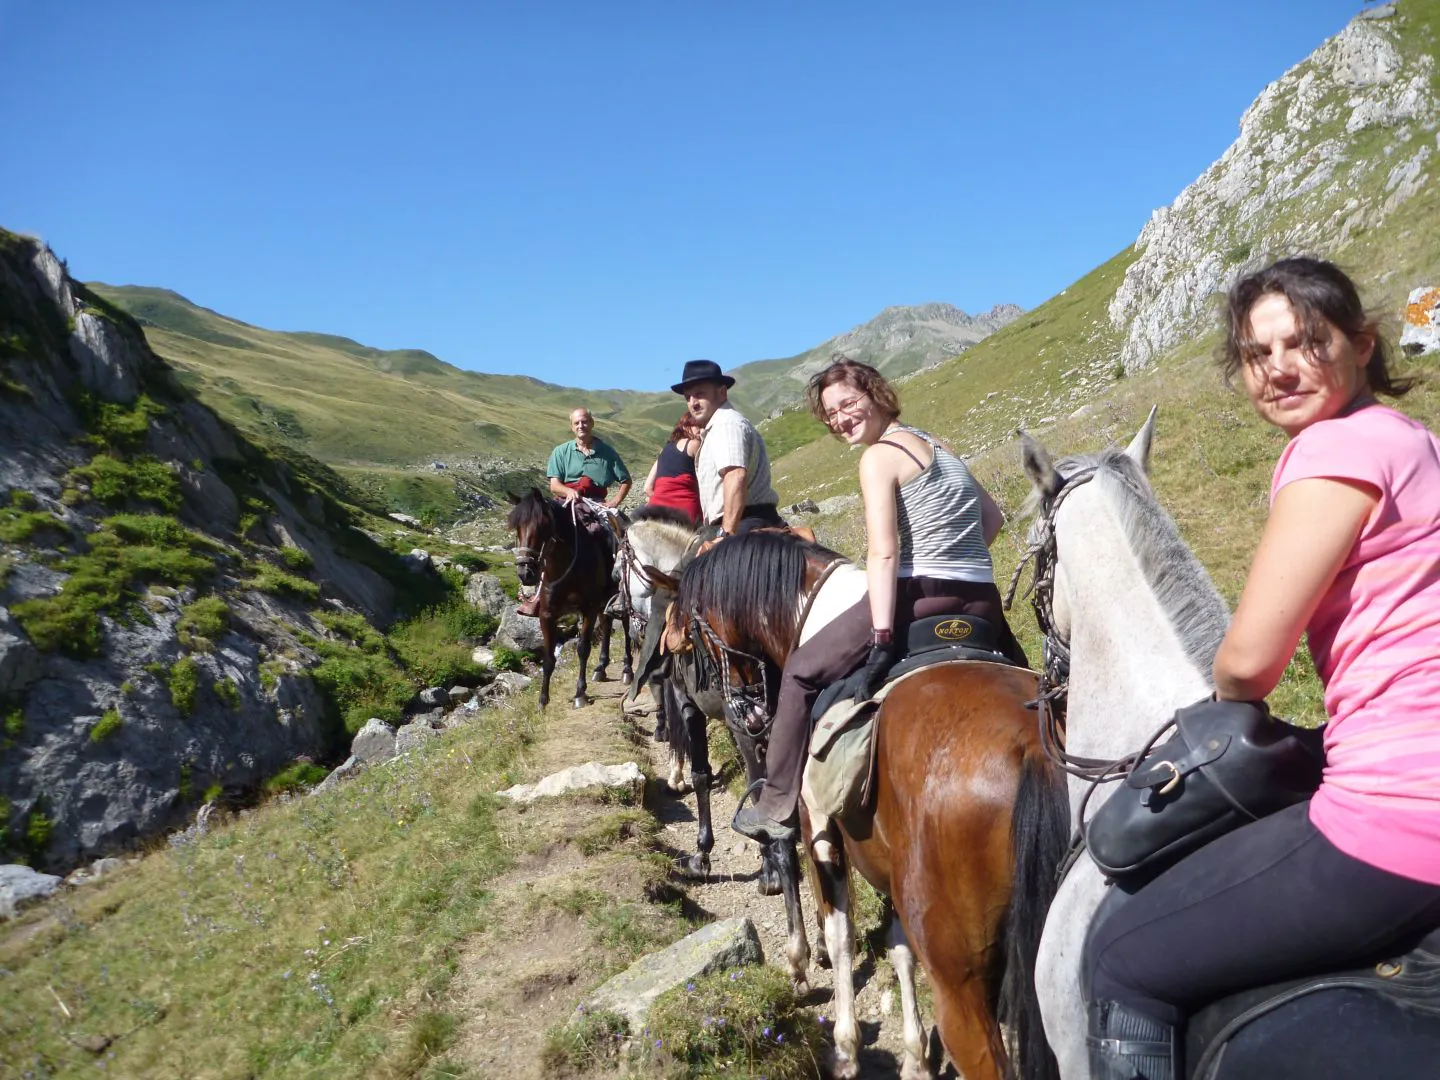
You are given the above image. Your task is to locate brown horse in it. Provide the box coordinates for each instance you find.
[664,530,1066,1080]
[506,488,632,708]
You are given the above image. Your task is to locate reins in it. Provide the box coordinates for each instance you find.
[512,499,587,609]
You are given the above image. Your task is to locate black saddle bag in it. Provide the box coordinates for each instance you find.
[1085,697,1326,882]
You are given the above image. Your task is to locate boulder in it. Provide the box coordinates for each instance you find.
[418,686,450,708]
[396,723,440,755]
[447,685,473,705]
[311,755,362,795]
[403,548,433,573]
[470,645,496,667]
[496,760,644,803]
[0,864,64,920]
[787,498,820,515]
[496,607,545,651]
[388,512,422,527]
[1402,286,1440,356]
[583,917,763,1027]
[487,671,533,696]
[816,493,861,516]
[351,719,397,764]
[463,573,510,619]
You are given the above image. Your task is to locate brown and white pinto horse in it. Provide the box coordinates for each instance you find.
[664,530,1067,1080]
[506,488,632,708]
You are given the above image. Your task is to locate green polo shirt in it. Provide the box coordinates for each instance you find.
[546,437,630,489]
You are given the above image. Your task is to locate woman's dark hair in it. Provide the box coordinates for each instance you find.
[1220,256,1411,397]
[805,357,901,432]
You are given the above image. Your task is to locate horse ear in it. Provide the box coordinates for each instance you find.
[645,565,679,593]
[1124,406,1159,474]
[1020,433,1062,499]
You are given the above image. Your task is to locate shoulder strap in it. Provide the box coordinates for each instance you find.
[875,438,926,470]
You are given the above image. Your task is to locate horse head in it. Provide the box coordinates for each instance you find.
[505,486,556,588]
[623,506,701,621]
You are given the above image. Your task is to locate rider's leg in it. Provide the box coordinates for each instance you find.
[1086,802,1440,1079]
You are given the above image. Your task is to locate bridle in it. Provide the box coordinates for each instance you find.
[512,500,585,603]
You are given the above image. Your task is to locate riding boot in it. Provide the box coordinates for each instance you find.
[1087,1000,1178,1080]
[515,592,542,618]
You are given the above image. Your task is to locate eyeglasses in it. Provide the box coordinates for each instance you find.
[823,394,869,425]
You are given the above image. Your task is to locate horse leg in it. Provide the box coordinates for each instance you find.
[928,974,1006,1080]
[538,616,556,710]
[887,918,936,1080]
[651,673,669,743]
[572,612,593,708]
[676,692,712,880]
[592,614,611,682]
[802,802,860,1079]
[774,834,813,993]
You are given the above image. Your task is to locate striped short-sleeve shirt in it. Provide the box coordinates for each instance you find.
[696,403,778,524]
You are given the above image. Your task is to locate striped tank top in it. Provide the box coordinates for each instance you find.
[885,426,994,583]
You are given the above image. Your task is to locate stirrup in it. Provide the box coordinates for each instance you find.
[1087,1001,1178,1080]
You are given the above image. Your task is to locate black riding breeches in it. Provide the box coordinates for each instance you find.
[1086,801,1440,1026]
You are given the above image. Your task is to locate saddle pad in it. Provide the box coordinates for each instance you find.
[810,645,1018,728]
[804,657,1019,820]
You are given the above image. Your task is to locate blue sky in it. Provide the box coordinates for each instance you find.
[1,1,1365,392]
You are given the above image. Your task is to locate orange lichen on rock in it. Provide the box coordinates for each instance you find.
[1404,287,1440,327]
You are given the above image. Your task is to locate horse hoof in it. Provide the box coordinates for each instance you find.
[652,725,668,743]
[815,946,832,970]
[573,695,590,709]
[591,670,609,683]
[677,854,711,881]
[756,875,783,897]
[621,671,633,686]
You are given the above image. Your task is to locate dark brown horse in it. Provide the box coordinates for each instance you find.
[664,530,1067,1080]
[506,488,632,709]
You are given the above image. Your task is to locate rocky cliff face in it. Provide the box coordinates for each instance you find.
[1109,4,1437,372]
[0,232,403,871]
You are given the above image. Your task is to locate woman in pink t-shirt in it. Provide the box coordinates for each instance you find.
[1086,258,1440,1080]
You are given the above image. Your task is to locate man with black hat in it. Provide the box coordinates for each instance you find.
[670,359,783,536]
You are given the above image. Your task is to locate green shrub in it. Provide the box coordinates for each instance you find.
[640,965,824,1079]
[201,782,223,804]
[388,608,485,689]
[69,454,180,511]
[309,650,413,735]
[214,678,241,709]
[263,760,329,795]
[90,708,123,743]
[178,595,229,639]
[23,806,52,866]
[88,395,164,453]
[2,706,22,750]
[278,546,313,570]
[100,512,201,548]
[491,645,527,673]
[169,657,200,715]
[444,603,497,640]
[0,507,63,544]
[315,610,387,653]
[246,561,321,601]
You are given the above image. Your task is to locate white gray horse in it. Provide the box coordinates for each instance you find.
[1020,408,1230,1078]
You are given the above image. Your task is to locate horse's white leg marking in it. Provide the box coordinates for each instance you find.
[889,920,935,1080]
[805,804,859,1080]
[666,747,689,793]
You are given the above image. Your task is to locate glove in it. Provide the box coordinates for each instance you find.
[857,631,898,701]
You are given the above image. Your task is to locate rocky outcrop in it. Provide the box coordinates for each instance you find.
[1108,8,1437,372]
[0,232,411,871]
[0,864,62,920]
[1402,285,1440,355]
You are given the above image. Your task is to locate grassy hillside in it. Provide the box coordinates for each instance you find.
[90,285,678,509]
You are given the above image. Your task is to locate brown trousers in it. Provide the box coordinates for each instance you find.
[753,577,1028,822]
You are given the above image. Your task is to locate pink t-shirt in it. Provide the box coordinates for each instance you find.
[1272,403,1440,885]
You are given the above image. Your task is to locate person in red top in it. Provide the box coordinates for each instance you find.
[641,412,703,523]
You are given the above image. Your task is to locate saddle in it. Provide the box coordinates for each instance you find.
[803,615,1021,822]
[1085,886,1440,1079]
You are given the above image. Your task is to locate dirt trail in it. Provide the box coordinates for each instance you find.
[447,654,931,1078]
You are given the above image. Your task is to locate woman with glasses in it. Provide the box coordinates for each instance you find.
[732,358,1027,842]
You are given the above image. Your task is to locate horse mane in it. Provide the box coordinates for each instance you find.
[627,507,701,571]
[676,531,841,650]
[630,504,697,530]
[1051,446,1230,674]
[505,488,555,535]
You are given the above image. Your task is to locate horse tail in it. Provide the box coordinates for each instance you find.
[1000,750,1068,1080]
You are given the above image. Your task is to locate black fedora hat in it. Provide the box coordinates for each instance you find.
[670,359,736,395]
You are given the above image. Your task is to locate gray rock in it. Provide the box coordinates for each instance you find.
[447,685,473,705]
[463,573,510,620]
[0,607,41,696]
[64,856,125,887]
[496,607,544,651]
[1401,286,1440,356]
[786,498,820,515]
[470,645,496,667]
[388,512,422,526]
[403,548,433,574]
[311,755,362,795]
[487,671,533,695]
[0,864,64,920]
[584,917,763,1027]
[816,493,861,516]
[496,760,643,803]
[351,719,397,764]
[395,723,440,754]
[418,686,450,708]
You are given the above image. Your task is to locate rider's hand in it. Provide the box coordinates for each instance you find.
[858,629,897,701]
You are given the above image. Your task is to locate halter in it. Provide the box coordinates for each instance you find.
[512,500,584,605]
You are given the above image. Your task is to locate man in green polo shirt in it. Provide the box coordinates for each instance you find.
[546,407,632,508]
